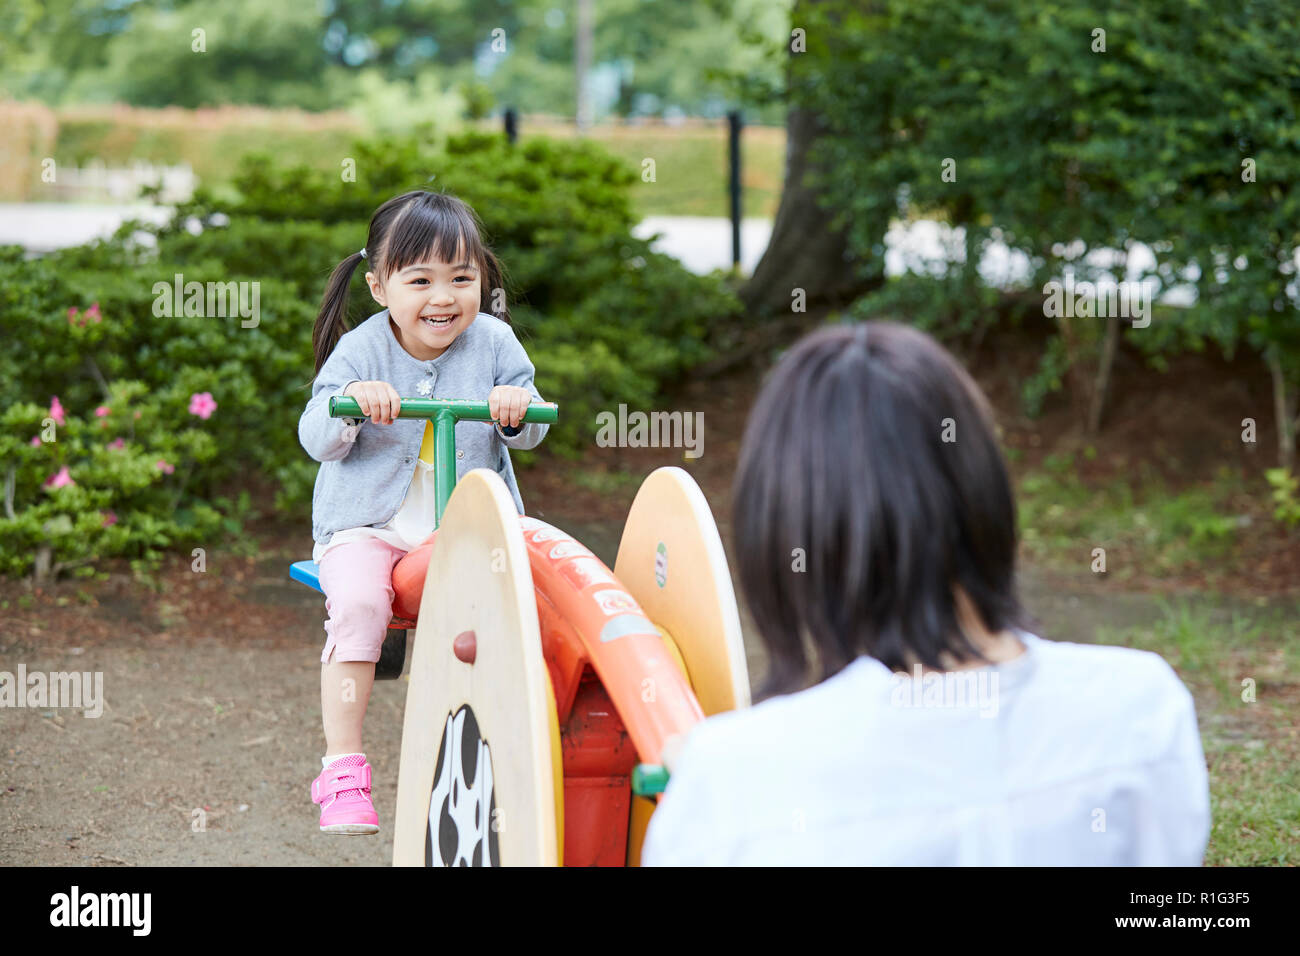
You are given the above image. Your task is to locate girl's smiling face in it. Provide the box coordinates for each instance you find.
[365,246,482,360]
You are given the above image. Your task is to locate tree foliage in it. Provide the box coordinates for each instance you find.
[790,0,1299,461]
[0,0,790,121]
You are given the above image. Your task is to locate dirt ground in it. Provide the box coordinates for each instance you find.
[1,527,1204,867]
[1,333,1296,866]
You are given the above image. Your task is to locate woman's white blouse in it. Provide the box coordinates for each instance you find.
[641,631,1210,866]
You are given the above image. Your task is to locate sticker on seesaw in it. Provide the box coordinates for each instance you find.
[550,541,592,560]
[654,542,668,588]
[592,589,639,616]
[559,557,617,590]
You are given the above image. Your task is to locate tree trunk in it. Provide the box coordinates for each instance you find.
[740,1,880,318]
[1087,314,1120,434]
[1265,348,1298,471]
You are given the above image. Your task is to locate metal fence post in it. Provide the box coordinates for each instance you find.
[728,110,743,269]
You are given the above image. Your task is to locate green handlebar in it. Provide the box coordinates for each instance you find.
[328,396,558,424]
[326,396,558,528]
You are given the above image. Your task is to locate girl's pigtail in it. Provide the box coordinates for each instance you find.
[311,252,366,381]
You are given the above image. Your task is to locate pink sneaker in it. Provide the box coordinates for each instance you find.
[311,755,379,834]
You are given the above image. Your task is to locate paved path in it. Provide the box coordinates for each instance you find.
[0,203,171,254]
[0,204,1206,303]
[632,216,774,275]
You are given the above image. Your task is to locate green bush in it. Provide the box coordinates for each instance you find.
[1265,469,1300,529]
[0,247,318,487]
[0,129,740,578]
[0,246,312,576]
[0,379,247,578]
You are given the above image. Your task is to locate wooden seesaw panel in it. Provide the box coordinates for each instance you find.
[615,466,751,866]
[392,469,559,866]
[615,466,750,715]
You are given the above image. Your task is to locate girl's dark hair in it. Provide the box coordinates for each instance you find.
[311,190,510,379]
[733,321,1029,698]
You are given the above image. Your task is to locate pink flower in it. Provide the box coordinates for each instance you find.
[133,411,142,420]
[101,510,118,527]
[87,302,101,323]
[29,435,42,446]
[44,466,74,489]
[95,406,111,417]
[188,392,217,419]
[49,396,65,426]
[156,459,175,474]
[108,438,125,450]
[67,308,79,325]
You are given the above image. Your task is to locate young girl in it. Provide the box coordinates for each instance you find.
[297,190,548,834]
[642,321,1209,865]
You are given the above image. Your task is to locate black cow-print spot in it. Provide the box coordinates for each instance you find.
[461,708,481,783]
[438,797,457,863]
[488,791,499,863]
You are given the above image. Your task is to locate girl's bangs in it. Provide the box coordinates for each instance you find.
[381,199,485,277]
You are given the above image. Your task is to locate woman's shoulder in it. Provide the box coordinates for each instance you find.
[1018,630,1189,697]
[1014,630,1198,760]
[676,635,1195,772]
[672,657,891,778]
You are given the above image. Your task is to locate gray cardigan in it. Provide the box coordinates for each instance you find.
[298,310,549,546]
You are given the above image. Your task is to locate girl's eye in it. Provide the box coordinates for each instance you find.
[455,276,472,283]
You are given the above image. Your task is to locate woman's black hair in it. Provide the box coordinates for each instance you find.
[310,190,510,380]
[733,320,1029,699]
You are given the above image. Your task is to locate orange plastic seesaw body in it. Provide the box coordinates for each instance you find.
[389,515,702,866]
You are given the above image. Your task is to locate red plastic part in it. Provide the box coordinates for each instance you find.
[535,589,587,723]
[560,670,638,867]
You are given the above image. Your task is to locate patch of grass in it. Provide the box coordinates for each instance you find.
[572,123,785,219]
[43,106,362,204]
[1205,741,1300,865]
[37,106,787,219]
[1017,462,1248,582]
[571,469,646,497]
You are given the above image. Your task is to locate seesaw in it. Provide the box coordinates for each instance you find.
[290,397,749,866]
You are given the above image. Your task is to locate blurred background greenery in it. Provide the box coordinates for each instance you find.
[1,0,1296,578]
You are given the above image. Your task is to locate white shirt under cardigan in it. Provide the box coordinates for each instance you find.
[312,421,445,563]
[641,631,1210,866]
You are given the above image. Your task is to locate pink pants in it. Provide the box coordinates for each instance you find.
[318,538,408,664]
